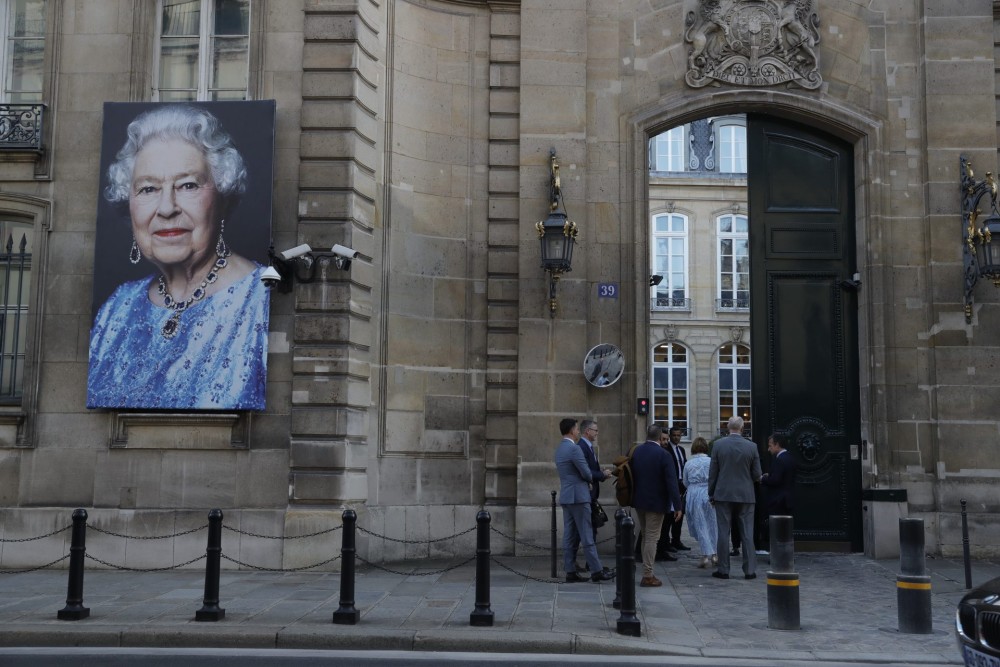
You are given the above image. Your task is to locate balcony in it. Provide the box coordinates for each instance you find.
[716,296,750,312]
[0,104,44,152]
[651,296,691,312]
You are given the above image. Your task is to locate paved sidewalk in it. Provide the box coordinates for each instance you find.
[0,550,985,663]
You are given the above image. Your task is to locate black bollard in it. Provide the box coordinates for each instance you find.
[333,509,359,624]
[616,514,641,636]
[57,508,90,620]
[195,509,225,621]
[470,509,494,626]
[613,508,627,609]
[961,499,972,589]
[550,490,557,579]
[897,517,932,634]
[766,515,799,630]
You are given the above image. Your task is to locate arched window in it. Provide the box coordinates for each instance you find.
[651,126,685,172]
[653,342,688,435]
[718,343,751,436]
[717,213,749,311]
[717,122,747,173]
[651,212,689,310]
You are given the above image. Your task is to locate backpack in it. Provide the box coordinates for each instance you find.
[611,444,640,507]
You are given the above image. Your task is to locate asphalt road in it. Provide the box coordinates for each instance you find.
[0,648,965,667]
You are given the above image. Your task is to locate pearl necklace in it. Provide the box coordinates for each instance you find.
[157,250,229,339]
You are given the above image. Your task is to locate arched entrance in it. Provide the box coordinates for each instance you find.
[634,98,876,552]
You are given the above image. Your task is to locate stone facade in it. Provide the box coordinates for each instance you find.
[0,0,997,568]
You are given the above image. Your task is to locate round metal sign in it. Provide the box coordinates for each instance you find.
[583,343,625,388]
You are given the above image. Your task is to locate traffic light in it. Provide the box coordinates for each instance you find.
[637,397,649,415]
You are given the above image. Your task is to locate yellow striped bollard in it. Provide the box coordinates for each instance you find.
[897,517,932,634]
[766,515,799,630]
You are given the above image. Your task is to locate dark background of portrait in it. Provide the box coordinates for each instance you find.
[90,100,276,322]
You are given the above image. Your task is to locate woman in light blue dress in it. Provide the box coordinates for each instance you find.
[683,437,718,567]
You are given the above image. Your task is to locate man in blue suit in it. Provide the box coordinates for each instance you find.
[631,422,683,587]
[761,433,797,516]
[556,418,615,583]
[578,419,607,541]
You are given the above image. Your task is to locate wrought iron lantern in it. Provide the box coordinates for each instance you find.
[960,156,1000,321]
[535,149,578,316]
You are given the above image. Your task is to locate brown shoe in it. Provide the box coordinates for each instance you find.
[639,575,662,587]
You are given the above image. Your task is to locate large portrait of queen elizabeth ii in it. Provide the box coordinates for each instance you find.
[87,101,275,411]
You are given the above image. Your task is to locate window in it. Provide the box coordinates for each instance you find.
[718,343,751,437]
[717,123,747,173]
[652,213,688,309]
[0,219,30,401]
[156,0,251,101]
[652,126,685,172]
[0,0,44,103]
[717,213,749,311]
[653,342,688,435]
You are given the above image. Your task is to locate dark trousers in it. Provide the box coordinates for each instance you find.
[657,512,684,553]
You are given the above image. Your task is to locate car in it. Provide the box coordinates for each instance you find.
[956,575,1000,666]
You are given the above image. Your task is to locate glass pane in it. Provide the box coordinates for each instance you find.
[656,238,669,255]
[719,216,732,233]
[654,215,668,233]
[736,216,748,233]
[671,216,684,233]
[736,345,750,364]
[211,88,246,101]
[214,0,250,35]
[158,89,198,102]
[211,35,248,90]
[8,38,44,95]
[672,345,686,363]
[672,368,686,387]
[719,370,733,390]
[735,239,749,255]
[162,0,201,36]
[737,368,751,389]
[653,367,668,387]
[160,37,200,89]
[11,0,45,38]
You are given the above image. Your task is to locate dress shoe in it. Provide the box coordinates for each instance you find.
[697,556,709,569]
[591,567,616,582]
[744,573,757,580]
[639,575,662,587]
[711,571,730,580]
[671,542,692,551]
[655,552,678,562]
[664,544,678,553]
[565,572,588,583]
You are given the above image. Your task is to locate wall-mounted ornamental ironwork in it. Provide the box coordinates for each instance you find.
[536,149,578,317]
[684,0,821,90]
[0,104,44,152]
[960,156,1000,322]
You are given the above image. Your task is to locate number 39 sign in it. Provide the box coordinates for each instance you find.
[597,283,618,298]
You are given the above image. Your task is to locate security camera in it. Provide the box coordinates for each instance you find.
[330,244,359,260]
[260,265,282,289]
[278,244,313,261]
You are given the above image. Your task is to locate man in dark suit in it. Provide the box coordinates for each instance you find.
[555,418,615,583]
[708,415,762,580]
[761,433,797,515]
[631,422,683,587]
[658,425,690,555]
[578,419,607,541]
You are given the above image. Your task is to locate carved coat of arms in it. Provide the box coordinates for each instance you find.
[684,0,821,90]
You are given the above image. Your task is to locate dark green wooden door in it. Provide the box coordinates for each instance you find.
[747,115,863,551]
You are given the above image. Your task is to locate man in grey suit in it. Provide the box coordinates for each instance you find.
[555,418,615,583]
[708,415,762,580]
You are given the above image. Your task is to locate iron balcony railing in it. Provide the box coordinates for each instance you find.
[716,296,750,312]
[0,104,45,152]
[651,296,691,311]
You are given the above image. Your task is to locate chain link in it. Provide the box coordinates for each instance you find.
[356,525,476,545]
[220,552,342,572]
[222,524,342,540]
[489,556,563,584]
[488,525,548,551]
[0,554,70,574]
[84,552,206,572]
[0,524,72,543]
[89,524,208,540]
[356,554,476,576]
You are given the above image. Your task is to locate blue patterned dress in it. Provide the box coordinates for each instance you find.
[87,267,270,410]
[683,453,718,557]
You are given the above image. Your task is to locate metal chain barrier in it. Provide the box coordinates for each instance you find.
[222,524,343,540]
[220,552,342,572]
[489,525,548,551]
[89,524,208,540]
[0,524,71,543]
[84,552,206,572]
[0,554,70,574]
[356,554,476,576]
[490,556,562,584]
[356,524,476,545]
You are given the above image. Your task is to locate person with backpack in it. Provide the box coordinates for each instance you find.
[630,422,683,587]
[555,418,616,583]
